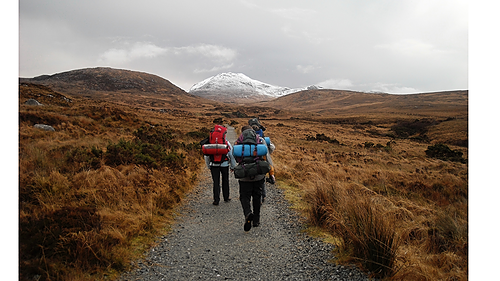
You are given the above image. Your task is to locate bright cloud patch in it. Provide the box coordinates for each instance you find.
[175,44,237,63]
[296,64,317,74]
[99,42,167,64]
[99,49,129,64]
[171,44,238,74]
[129,42,168,59]
[318,78,353,89]
[375,39,445,56]
[368,82,419,94]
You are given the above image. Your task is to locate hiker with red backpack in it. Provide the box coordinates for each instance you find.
[233,125,271,231]
[201,124,236,205]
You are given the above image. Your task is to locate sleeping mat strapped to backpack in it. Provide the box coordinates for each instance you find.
[232,143,268,157]
[202,125,230,163]
[202,143,230,156]
[233,128,270,178]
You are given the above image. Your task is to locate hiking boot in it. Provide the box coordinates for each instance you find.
[213,201,219,205]
[244,213,254,231]
[224,198,231,202]
[253,215,260,227]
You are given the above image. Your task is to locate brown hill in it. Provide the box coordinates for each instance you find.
[19,67,215,111]
[258,89,468,118]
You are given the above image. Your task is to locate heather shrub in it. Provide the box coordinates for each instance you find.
[391,119,437,139]
[104,139,186,170]
[364,141,374,148]
[102,125,188,170]
[186,130,208,140]
[306,133,340,144]
[104,139,138,166]
[425,143,466,163]
[63,146,103,172]
[213,117,224,124]
[133,125,178,149]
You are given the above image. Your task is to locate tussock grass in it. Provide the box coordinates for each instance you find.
[262,115,468,280]
[305,182,398,278]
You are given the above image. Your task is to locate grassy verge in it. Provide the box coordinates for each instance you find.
[264,117,468,280]
[19,94,215,280]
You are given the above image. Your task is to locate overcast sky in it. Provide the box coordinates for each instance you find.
[19,0,468,93]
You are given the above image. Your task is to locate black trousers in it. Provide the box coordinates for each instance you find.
[210,166,230,203]
[238,178,264,223]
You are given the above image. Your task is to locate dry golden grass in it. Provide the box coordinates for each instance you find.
[19,89,217,280]
[19,80,467,280]
[254,115,468,280]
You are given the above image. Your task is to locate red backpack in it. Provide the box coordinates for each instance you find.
[209,125,227,145]
[202,125,230,163]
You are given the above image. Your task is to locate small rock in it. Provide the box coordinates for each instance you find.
[25,99,43,106]
[34,124,55,131]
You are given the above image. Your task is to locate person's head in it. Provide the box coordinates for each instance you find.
[241,125,252,133]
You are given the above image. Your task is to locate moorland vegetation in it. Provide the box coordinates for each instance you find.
[19,77,467,280]
[19,83,216,280]
[266,113,468,280]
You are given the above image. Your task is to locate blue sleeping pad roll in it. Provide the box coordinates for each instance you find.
[264,137,271,146]
[232,144,268,157]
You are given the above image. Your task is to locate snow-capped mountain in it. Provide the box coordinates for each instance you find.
[188,72,320,103]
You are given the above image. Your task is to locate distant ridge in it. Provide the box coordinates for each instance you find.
[21,67,187,96]
[258,89,468,117]
[19,67,210,109]
[18,67,468,116]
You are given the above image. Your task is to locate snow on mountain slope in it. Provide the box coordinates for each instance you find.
[189,72,319,102]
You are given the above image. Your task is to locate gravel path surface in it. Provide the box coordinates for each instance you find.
[119,127,370,281]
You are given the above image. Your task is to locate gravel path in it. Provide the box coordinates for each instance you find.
[119,127,370,281]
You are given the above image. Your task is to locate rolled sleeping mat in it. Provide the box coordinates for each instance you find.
[202,143,230,155]
[232,143,268,157]
[264,137,271,146]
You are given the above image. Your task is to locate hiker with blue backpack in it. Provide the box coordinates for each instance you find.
[248,119,276,203]
[233,125,272,231]
[201,124,236,205]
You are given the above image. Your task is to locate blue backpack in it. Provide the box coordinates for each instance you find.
[233,129,270,179]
